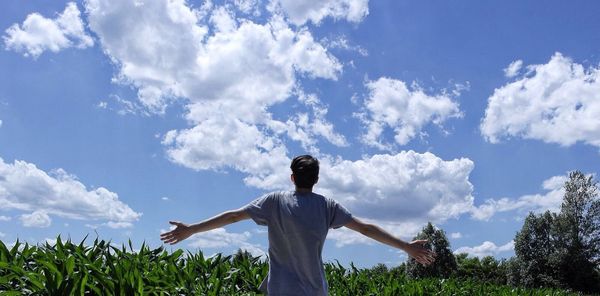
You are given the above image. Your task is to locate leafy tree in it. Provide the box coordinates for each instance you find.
[455,253,508,285]
[514,211,561,288]
[513,171,600,293]
[553,171,600,292]
[503,257,523,287]
[406,222,457,278]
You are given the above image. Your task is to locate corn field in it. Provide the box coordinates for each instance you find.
[0,237,578,295]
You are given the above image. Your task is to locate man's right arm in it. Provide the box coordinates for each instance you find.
[344,217,435,266]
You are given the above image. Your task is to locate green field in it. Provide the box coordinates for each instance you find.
[0,237,578,295]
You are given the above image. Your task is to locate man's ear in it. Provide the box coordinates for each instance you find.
[290,174,296,184]
[315,176,319,185]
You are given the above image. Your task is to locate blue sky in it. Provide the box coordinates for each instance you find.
[1,0,600,267]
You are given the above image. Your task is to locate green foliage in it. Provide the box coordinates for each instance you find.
[0,236,578,295]
[0,237,267,295]
[325,262,574,296]
[454,254,508,286]
[514,171,600,293]
[406,222,457,279]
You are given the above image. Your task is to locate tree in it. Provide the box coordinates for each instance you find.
[406,222,457,278]
[553,171,600,292]
[513,211,561,288]
[513,171,600,293]
[455,253,507,285]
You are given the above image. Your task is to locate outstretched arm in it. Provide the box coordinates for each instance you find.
[344,217,435,266]
[160,208,250,245]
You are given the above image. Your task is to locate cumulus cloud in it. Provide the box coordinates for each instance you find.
[0,215,11,221]
[450,232,462,239]
[320,152,474,223]
[186,228,265,257]
[20,210,52,228]
[504,60,523,78]
[105,221,134,229]
[471,175,566,221]
[86,0,340,113]
[0,158,141,225]
[454,241,514,258]
[163,116,292,190]
[80,0,475,249]
[3,2,93,58]
[86,0,344,180]
[234,0,261,16]
[481,53,600,148]
[323,35,368,56]
[268,0,369,26]
[359,77,462,149]
[320,152,474,246]
[268,92,349,151]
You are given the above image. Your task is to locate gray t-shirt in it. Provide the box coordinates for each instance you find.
[243,191,353,296]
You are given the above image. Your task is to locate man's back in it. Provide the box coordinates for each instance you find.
[244,191,352,295]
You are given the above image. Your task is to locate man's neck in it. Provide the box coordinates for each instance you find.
[295,187,312,194]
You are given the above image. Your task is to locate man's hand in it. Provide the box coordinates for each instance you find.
[405,239,436,266]
[160,221,193,245]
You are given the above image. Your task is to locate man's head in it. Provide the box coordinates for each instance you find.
[290,155,319,189]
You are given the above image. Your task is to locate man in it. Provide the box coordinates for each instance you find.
[160,155,435,295]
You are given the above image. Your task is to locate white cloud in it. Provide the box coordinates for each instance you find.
[20,210,51,228]
[504,60,523,78]
[450,232,462,239]
[105,221,134,229]
[319,152,474,247]
[161,196,170,201]
[0,119,3,128]
[268,0,369,26]
[471,175,566,221]
[323,35,368,56]
[81,1,475,249]
[0,215,10,221]
[0,158,141,225]
[234,0,261,16]
[481,53,600,148]
[86,0,344,180]
[187,228,266,257]
[319,152,474,223]
[86,0,340,114]
[454,241,514,258]
[0,232,4,238]
[3,2,93,58]
[327,225,375,247]
[360,77,462,149]
[163,116,292,190]
[268,92,349,150]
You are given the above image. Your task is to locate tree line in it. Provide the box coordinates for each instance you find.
[383,171,600,294]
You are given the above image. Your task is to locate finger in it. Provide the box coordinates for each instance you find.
[169,221,182,226]
[160,231,175,238]
[164,237,179,244]
[160,236,173,243]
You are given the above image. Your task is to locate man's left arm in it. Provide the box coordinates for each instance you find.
[160,208,251,245]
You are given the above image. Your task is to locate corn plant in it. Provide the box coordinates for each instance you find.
[0,237,579,295]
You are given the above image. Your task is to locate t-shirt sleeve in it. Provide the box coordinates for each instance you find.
[243,193,274,226]
[328,199,353,229]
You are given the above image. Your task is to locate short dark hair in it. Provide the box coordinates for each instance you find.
[290,155,319,188]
